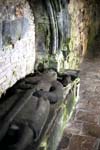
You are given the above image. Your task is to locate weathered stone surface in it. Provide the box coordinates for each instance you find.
[57,132,72,150]
[75,109,99,124]
[65,120,83,135]
[82,123,100,138]
[0,1,35,97]
[76,99,100,113]
[67,135,99,150]
[59,29,100,149]
[0,0,99,149]
[0,69,79,150]
[29,0,71,72]
[0,22,2,49]
[2,20,11,45]
[68,0,100,69]
[10,18,23,44]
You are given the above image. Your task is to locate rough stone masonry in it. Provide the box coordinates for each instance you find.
[0,0,35,97]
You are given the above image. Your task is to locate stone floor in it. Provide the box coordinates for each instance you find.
[58,57,100,150]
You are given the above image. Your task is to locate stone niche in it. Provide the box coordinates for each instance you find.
[0,0,35,97]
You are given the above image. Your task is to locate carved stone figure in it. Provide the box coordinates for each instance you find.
[33,80,64,104]
[1,97,50,150]
[0,69,64,150]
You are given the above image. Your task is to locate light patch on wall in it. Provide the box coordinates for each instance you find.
[0,1,35,97]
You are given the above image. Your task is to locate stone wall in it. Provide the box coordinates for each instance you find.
[0,0,35,97]
[68,0,100,69]
[0,0,99,96]
[28,0,100,71]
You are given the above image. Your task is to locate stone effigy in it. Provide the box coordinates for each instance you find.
[0,69,79,150]
[33,80,63,104]
[1,96,50,150]
[0,70,63,149]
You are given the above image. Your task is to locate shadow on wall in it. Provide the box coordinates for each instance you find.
[1,17,29,48]
[82,0,100,60]
[0,3,30,49]
[85,28,100,59]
